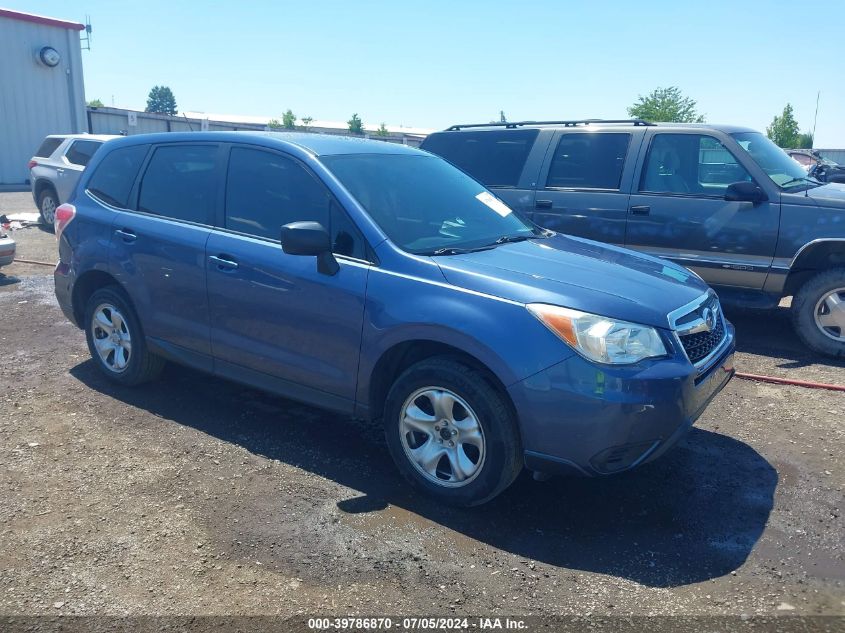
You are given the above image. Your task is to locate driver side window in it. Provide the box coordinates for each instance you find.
[225,147,367,259]
[641,134,752,196]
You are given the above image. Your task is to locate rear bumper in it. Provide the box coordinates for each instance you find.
[510,323,736,477]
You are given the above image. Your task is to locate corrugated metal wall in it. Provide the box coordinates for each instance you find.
[817,149,845,165]
[0,17,86,185]
[87,107,426,147]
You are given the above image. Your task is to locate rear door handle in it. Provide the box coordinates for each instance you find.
[209,254,239,270]
[535,199,553,210]
[114,228,137,242]
[630,205,651,216]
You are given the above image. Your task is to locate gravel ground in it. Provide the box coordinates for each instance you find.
[0,192,843,618]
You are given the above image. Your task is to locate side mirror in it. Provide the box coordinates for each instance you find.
[725,181,766,205]
[280,221,339,276]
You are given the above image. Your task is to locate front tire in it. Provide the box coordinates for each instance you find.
[38,188,58,231]
[791,267,845,358]
[384,358,522,507]
[84,286,165,385]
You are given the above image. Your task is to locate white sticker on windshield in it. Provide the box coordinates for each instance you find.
[475,192,513,217]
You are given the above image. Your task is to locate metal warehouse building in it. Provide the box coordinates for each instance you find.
[0,9,86,186]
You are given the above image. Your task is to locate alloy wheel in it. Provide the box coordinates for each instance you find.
[91,303,132,373]
[399,387,486,487]
[813,288,845,342]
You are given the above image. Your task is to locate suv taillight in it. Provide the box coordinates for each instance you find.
[28,160,38,169]
[55,204,76,241]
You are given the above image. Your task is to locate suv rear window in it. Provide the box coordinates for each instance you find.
[34,137,63,158]
[138,145,218,224]
[66,140,101,167]
[422,130,538,187]
[86,144,148,208]
[546,133,630,190]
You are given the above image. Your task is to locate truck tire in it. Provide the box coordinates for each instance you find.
[791,267,845,358]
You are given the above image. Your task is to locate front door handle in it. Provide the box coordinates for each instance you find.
[630,205,651,216]
[114,228,137,242]
[209,254,239,270]
[535,199,553,210]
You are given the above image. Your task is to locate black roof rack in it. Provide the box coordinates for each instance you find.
[445,119,654,131]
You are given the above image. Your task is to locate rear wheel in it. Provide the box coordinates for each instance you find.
[384,358,522,507]
[791,267,845,358]
[84,287,165,385]
[38,188,58,231]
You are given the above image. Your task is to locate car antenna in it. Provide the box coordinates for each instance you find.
[183,113,195,132]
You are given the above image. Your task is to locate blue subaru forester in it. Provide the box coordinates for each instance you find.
[54,132,735,506]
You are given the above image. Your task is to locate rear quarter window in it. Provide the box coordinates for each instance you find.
[86,145,149,208]
[422,129,538,187]
[65,140,102,167]
[34,137,63,158]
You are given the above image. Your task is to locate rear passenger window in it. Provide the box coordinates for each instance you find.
[35,137,63,158]
[225,147,330,238]
[546,133,630,189]
[66,140,101,167]
[138,145,218,224]
[422,130,538,187]
[87,144,148,208]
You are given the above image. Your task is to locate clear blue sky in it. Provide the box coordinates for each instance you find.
[8,0,845,145]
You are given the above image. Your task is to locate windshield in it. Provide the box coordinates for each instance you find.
[322,154,540,254]
[732,132,816,189]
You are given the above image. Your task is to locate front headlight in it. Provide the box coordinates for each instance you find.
[527,303,667,365]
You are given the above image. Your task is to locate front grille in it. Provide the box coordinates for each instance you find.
[675,292,727,366]
[679,316,725,364]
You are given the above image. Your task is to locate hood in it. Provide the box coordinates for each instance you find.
[806,182,845,209]
[435,235,709,329]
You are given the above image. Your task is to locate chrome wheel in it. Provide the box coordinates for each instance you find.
[814,288,845,342]
[399,387,485,488]
[91,303,132,373]
[41,194,57,226]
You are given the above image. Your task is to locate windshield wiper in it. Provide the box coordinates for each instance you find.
[491,234,533,246]
[780,176,821,189]
[426,245,495,256]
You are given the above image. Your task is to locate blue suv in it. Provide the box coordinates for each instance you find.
[54,132,735,506]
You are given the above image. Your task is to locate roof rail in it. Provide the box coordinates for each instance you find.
[445,119,654,131]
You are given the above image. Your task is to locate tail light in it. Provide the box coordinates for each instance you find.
[55,204,76,241]
[28,160,38,169]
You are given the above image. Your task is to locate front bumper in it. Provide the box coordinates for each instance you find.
[510,322,735,476]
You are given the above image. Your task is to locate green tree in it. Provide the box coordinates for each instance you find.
[375,122,390,137]
[282,109,296,130]
[267,118,282,129]
[627,86,705,123]
[766,104,801,148]
[300,116,313,131]
[87,98,104,108]
[145,85,178,115]
[347,113,364,135]
[796,131,814,149]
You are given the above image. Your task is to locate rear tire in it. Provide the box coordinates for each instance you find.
[38,188,58,231]
[791,267,845,358]
[84,286,165,385]
[383,358,522,507]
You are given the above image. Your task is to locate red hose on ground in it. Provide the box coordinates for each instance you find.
[735,372,845,393]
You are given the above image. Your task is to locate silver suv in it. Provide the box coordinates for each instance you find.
[29,134,118,229]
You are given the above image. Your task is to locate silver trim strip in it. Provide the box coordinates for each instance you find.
[789,238,845,268]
